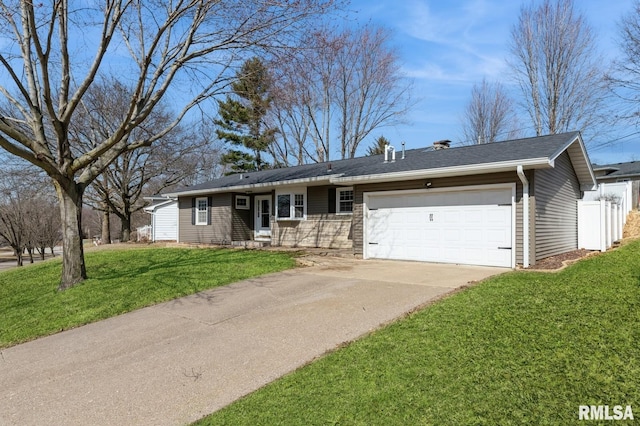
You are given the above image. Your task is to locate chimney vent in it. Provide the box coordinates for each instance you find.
[433,140,451,150]
[384,144,396,163]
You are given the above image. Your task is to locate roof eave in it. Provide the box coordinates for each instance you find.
[165,174,338,197]
[549,132,597,189]
[331,158,552,185]
[595,172,640,180]
[143,199,176,211]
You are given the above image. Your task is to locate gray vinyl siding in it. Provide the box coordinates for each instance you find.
[178,194,232,244]
[231,194,252,241]
[533,151,581,260]
[272,185,353,248]
[307,186,330,215]
[353,171,529,265]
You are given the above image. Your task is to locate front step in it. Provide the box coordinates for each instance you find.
[231,240,271,248]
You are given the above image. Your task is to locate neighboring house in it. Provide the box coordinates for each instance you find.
[143,196,178,242]
[592,161,640,208]
[165,132,596,268]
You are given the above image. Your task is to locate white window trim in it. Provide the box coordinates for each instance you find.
[235,195,250,210]
[336,187,354,215]
[275,187,307,220]
[195,197,208,225]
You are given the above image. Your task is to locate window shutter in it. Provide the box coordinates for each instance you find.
[328,188,336,213]
[207,196,213,225]
[191,198,196,225]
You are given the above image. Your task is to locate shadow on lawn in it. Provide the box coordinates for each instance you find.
[88,249,245,281]
[85,249,294,308]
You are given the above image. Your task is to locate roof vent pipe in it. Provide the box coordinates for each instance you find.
[401,141,406,159]
[384,144,396,163]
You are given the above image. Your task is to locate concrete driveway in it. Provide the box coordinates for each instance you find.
[0,257,506,426]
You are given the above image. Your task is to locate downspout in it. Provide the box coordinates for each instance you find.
[517,165,529,268]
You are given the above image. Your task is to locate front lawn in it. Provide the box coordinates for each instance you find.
[0,247,296,348]
[197,241,640,425]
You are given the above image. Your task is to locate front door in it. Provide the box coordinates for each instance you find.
[255,195,271,239]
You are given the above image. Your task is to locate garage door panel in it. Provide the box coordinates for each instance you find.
[367,189,512,210]
[462,208,483,224]
[443,209,461,223]
[464,229,483,245]
[443,228,461,243]
[365,188,513,268]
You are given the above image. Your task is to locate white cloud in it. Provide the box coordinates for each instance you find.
[392,0,516,84]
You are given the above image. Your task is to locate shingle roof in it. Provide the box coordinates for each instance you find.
[592,161,640,179]
[339,132,581,178]
[167,131,593,196]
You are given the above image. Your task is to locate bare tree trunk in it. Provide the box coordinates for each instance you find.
[101,201,111,244]
[120,215,131,243]
[14,249,23,267]
[27,247,34,263]
[54,181,87,290]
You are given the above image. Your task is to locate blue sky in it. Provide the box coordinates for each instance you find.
[349,0,638,165]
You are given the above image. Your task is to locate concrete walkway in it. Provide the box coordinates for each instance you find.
[0,258,506,425]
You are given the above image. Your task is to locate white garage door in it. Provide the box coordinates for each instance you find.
[365,187,513,267]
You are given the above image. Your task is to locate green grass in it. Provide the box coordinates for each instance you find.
[197,241,640,426]
[0,247,296,348]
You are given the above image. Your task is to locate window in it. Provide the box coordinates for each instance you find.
[235,195,250,210]
[277,194,291,218]
[337,187,354,214]
[294,194,304,218]
[195,197,208,225]
[276,189,306,220]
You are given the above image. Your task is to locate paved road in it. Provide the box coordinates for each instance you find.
[0,257,506,425]
[0,247,63,272]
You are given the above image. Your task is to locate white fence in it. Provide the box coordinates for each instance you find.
[578,200,624,252]
[582,181,633,215]
[578,181,632,252]
[137,225,152,242]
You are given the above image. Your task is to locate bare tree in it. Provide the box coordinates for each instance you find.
[270,30,340,164]
[34,200,62,260]
[0,167,59,266]
[178,124,225,186]
[0,0,340,289]
[0,192,28,266]
[270,24,413,164]
[76,79,211,242]
[608,1,640,125]
[460,79,520,145]
[508,0,607,138]
[335,26,413,159]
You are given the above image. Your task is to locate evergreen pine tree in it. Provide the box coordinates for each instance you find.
[366,135,390,156]
[215,57,276,172]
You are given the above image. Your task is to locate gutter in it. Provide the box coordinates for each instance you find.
[164,175,339,198]
[165,157,554,200]
[517,165,530,268]
[332,158,552,185]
